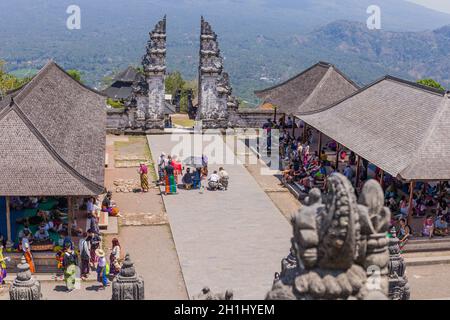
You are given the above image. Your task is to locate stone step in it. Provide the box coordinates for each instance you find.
[4,271,98,283]
[404,254,450,267]
[402,238,450,253]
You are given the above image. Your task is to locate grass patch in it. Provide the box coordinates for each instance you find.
[172,118,195,128]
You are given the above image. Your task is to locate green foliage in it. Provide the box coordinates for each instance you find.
[67,69,83,83]
[107,98,124,109]
[417,78,446,91]
[0,60,31,96]
[165,71,197,113]
[165,71,185,96]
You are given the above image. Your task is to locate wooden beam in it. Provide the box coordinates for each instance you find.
[317,131,322,155]
[335,143,340,171]
[273,107,277,122]
[355,155,361,189]
[5,196,11,243]
[68,196,73,237]
[407,181,415,226]
[302,122,307,143]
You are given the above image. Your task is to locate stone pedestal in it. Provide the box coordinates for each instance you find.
[9,257,41,300]
[388,228,410,300]
[112,254,144,300]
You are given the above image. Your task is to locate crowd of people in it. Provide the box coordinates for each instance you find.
[263,117,449,246]
[0,193,124,292]
[156,152,230,193]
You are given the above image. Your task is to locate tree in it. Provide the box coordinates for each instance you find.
[0,60,31,96]
[165,71,185,96]
[67,69,83,83]
[417,78,445,91]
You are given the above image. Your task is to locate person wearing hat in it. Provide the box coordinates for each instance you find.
[95,248,109,288]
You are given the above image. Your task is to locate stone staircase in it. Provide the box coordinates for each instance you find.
[402,237,450,266]
[5,252,59,274]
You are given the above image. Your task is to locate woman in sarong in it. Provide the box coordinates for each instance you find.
[139,162,149,192]
[62,243,78,292]
[164,160,177,194]
[0,245,8,284]
[109,238,122,278]
[22,231,35,273]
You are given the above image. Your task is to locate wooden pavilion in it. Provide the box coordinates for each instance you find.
[0,61,106,247]
[296,75,450,224]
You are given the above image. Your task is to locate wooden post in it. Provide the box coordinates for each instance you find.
[273,107,277,123]
[291,117,296,139]
[67,196,73,237]
[5,196,11,243]
[407,181,415,225]
[317,131,322,155]
[335,143,340,171]
[379,170,385,189]
[355,155,361,189]
[302,122,307,143]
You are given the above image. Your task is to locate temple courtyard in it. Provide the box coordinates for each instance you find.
[0,132,446,300]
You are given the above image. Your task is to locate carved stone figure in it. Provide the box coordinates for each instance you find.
[197,17,239,128]
[267,174,390,300]
[193,287,234,300]
[9,257,41,300]
[112,254,145,300]
[387,227,410,300]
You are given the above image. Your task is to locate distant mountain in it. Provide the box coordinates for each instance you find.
[1,0,450,103]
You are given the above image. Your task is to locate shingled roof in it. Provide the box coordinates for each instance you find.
[254,62,359,115]
[298,76,450,181]
[0,61,106,196]
[102,66,140,100]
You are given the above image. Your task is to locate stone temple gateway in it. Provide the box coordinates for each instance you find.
[106,16,275,133]
[197,17,239,129]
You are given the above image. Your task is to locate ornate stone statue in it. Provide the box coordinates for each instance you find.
[197,17,239,128]
[267,174,390,300]
[193,287,234,300]
[112,254,145,300]
[387,227,410,300]
[9,257,41,300]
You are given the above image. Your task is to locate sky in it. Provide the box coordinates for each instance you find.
[407,0,450,14]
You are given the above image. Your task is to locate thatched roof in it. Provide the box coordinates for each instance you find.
[298,76,450,181]
[0,61,106,196]
[254,62,359,115]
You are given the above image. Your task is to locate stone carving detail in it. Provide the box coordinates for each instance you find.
[193,287,234,300]
[124,16,167,130]
[9,257,41,300]
[387,227,410,300]
[112,254,145,300]
[197,17,239,128]
[267,174,390,300]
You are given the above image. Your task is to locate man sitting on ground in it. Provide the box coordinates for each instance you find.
[208,171,220,191]
[218,167,229,190]
[182,168,194,190]
[434,216,449,236]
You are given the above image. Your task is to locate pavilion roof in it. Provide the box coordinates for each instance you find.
[298,75,450,181]
[0,61,106,196]
[254,61,359,115]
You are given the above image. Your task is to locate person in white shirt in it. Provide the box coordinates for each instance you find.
[34,226,49,241]
[208,171,220,191]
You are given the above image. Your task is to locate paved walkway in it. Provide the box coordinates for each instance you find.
[147,133,291,300]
